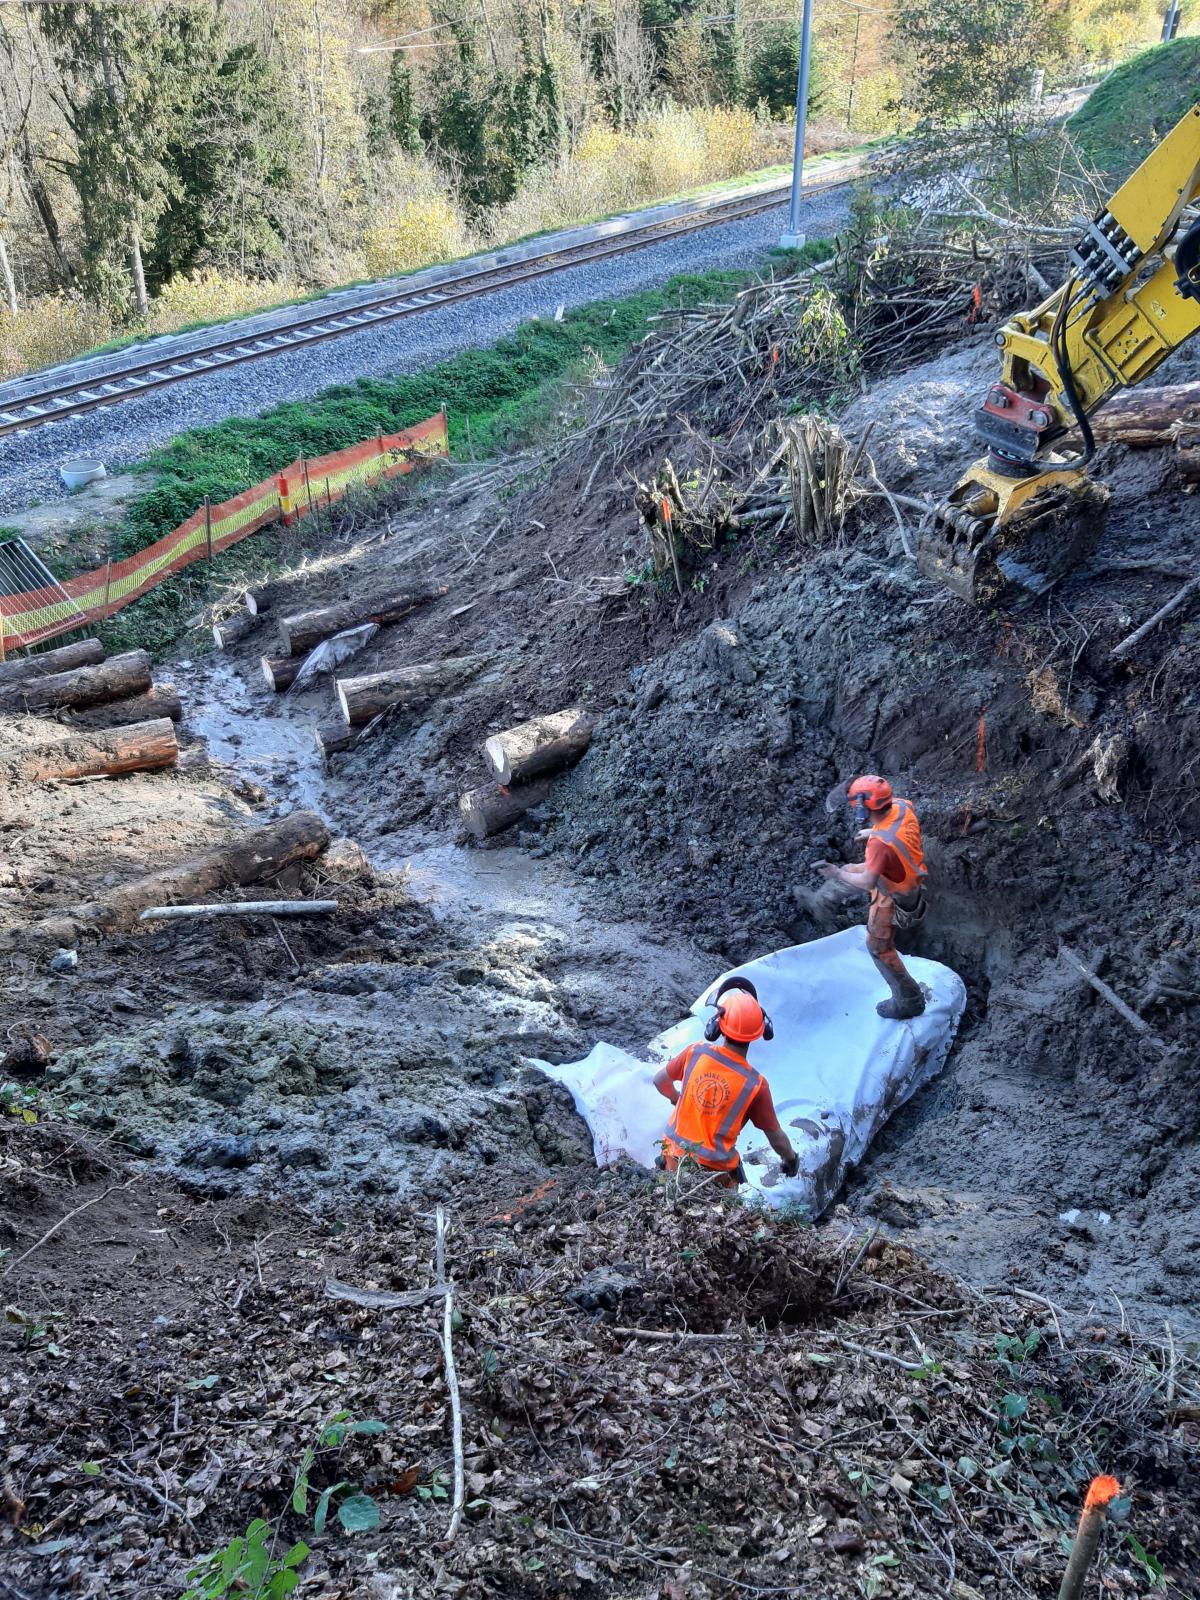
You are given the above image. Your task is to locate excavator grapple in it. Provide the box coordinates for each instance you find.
[922,101,1200,600]
[920,467,1109,603]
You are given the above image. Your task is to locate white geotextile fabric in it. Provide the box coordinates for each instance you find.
[534,928,967,1215]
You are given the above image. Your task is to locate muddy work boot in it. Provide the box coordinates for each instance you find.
[871,955,926,1021]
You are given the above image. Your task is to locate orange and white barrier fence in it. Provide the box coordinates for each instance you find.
[0,409,448,653]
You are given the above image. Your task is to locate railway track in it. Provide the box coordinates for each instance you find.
[0,168,859,441]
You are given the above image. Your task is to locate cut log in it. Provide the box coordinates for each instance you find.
[65,684,183,729]
[0,639,104,686]
[242,585,278,617]
[1175,435,1200,481]
[82,810,330,930]
[139,899,338,922]
[0,650,151,716]
[482,707,593,786]
[212,611,260,650]
[261,655,300,693]
[1061,383,1200,448]
[315,720,360,758]
[336,654,487,727]
[0,718,178,783]
[458,778,552,839]
[278,583,447,657]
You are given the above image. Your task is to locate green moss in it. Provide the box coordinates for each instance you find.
[1068,37,1200,176]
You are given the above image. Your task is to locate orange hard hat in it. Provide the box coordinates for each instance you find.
[717,989,766,1043]
[847,774,893,811]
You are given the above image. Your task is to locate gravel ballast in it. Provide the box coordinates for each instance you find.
[0,188,853,517]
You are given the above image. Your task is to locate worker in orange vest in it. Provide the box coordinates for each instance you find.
[653,978,800,1187]
[814,775,928,1021]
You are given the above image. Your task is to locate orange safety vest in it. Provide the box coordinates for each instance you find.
[868,798,927,896]
[664,1041,764,1171]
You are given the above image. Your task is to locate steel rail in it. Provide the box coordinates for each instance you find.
[0,166,860,440]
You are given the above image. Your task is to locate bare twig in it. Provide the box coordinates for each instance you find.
[435,1207,466,1543]
[1111,573,1200,658]
[1059,944,1169,1052]
[1,1178,136,1278]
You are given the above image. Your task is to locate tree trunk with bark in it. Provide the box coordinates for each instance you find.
[458,778,552,839]
[316,720,359,758]
[0,233,17,317]
[277,584,447,657]
[129,220,148,318]
[83,809,330,930]
[0,650,151,715]
[64,684,182,729]
[262,655,301,693]
[213,611,261,650]
[482,708,593,786]
[0,717,177,783]
[19,131,75,286]
[1067,383,1200,446]
[0,639,104,686]
[335,655,486,726]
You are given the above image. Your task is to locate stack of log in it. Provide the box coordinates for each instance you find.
[261,582,448,702]
[458,708,593,838]
[0,638,182,782]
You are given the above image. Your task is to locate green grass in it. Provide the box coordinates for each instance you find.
[93,241,827,654]
[1068,36,1200,175]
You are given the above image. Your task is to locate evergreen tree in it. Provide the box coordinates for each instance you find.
[147,41,304,286]
[40,1,220,314]
[387,49,422,154]
[535,3,565,160]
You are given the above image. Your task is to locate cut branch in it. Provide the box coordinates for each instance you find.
[80,810,330,930]
[63,684,182,729]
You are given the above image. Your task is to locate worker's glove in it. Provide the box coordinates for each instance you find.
[781,1153,800,1179]
[813,861,838,881]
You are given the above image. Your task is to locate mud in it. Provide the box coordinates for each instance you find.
[5,310,1200,1339]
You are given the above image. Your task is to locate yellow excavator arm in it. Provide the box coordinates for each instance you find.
[924,102,1200,599]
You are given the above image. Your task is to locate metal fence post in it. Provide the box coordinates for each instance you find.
[103,552,113,615]
[204,495,213,563]
[302,454,314,523]
[0,607,6,663]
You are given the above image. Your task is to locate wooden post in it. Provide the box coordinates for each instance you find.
[0,607,6,664]
[465,415,475,462]
[204,496,213,563]
[302,453,314,523]
[103,551,113,616]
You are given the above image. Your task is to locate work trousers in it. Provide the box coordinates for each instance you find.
[866,887,923,983]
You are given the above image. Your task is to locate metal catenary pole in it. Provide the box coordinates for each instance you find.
[780,0,816,249]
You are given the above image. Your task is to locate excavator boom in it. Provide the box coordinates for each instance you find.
[923,102,1200,600]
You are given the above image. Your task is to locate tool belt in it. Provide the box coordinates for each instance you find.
[893,886,927,932]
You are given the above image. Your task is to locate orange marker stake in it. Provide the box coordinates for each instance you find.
[1058,1475,1121,1600]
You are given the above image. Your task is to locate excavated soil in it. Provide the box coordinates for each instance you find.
[3,292,1200,1594]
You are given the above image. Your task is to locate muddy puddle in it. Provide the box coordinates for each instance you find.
[185,653,594,939]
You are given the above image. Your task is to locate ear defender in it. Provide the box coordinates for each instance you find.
[703,976,775,1044]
